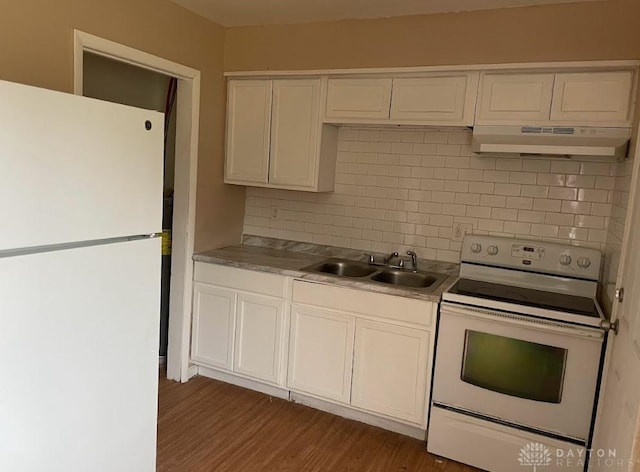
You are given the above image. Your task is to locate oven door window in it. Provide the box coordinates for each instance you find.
[461,330,567,403]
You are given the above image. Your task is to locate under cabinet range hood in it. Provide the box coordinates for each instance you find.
[471,126,631,160]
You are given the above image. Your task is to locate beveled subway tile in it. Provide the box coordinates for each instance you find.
[517,210,546,224]
[578,188,609,203]
[549,187,578,200]
[530,224,559,238]
[565,174,596,188]
[506,196,534,210]
[521,185,550,198]
[546,212,575,226]
[504,221,532,234]
[580,162,613,176]
[494,183,521,196]
[491,208,519,221]
[480,194,507,207]
[550,161,580,174]
[574,215,606,229]
[537,173,566,186]
[533,199,562,212]
[469,182,495,194]
[561,201,592,214]
[509,171,537,185]
[558,226,589,241]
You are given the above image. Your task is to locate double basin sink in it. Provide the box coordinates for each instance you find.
[301,258,447,292]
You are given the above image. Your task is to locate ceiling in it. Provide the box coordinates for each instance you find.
[169,0,601,27]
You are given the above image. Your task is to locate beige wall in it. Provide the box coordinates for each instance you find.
[1,0,245,252]
[224,0,640,71]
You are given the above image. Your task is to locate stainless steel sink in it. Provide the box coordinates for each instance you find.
[371,269,437,288]
[301,258,447,292]
[311,259,378,277]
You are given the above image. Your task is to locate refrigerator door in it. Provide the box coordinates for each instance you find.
[0,237,161,472]
[0,79,163,252]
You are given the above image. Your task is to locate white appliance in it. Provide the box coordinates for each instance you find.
[0,80,163,471]
[472,125,630,159]
[428,236,611,472]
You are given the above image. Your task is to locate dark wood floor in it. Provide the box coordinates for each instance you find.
[157,371,478,471]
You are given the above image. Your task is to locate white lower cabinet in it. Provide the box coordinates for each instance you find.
[288,280,436,428]
[191,263,288,386]
[351,319,429,424]
[191,265,437,433]
[287,304,355,404]
[234,294,284,384]
[191,283,236,371]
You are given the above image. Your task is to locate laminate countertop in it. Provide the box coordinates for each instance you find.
[193,237,459,302]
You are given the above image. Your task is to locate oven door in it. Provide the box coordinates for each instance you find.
[432,302,605,442]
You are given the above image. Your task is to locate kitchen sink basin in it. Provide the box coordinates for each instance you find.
[371,269,437,288]
[301,257,448,292]
[313,259,378,277]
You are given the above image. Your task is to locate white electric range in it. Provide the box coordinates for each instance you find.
[428,235,612,472]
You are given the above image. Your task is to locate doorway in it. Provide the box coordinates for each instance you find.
[83,52,177,360]
[74,30,200,382]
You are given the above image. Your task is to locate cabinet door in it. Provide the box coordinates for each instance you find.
[325,78,392,120]
[287,304,355,404]
[476,73,554,124]
[269,79,321,188]
[390,74,477,125]
[190,283,236,371]
[351,319,429,425]
[233,293,284,384]
[225,79,272,184]
[550,71,634,125]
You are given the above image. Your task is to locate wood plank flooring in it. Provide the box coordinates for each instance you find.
[157,371,478,471]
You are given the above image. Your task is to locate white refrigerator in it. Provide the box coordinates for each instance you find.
[0,79,164,471]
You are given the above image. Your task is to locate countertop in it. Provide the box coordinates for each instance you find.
[193,237,459,302]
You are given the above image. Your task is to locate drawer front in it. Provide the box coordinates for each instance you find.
[194,262,286,298]
[292,280,434,327]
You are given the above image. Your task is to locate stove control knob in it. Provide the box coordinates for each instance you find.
[577,257,591,269]
[559,254,572,266]
[470,243,482,254]
[487,245,499,256]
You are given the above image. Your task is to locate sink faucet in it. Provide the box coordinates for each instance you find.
[385,252,402,268]
[406,251,418,272]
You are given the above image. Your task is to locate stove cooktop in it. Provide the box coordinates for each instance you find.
[446,278,600,318]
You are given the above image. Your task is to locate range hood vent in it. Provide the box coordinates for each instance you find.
[472,126,631,160]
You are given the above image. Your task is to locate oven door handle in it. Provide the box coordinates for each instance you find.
[440,302,605,341]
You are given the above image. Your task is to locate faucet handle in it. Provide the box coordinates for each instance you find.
[406,251,418,272]
[364,253,376,264]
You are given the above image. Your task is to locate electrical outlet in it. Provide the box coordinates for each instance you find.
[271,206,279,219]
[453,223,472,241]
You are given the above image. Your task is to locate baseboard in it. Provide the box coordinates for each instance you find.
[290,391,427,441]
[197,365,290,400]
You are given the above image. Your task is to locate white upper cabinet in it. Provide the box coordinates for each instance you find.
[269,80,321,188]
[324,74,479,126]
[476,73,555,125]
[551,71,634,125]
[225,78,338,192]
[476,70,636,126]
[390,74,479,126]
[225,80,272,184]
[325,78,392,120]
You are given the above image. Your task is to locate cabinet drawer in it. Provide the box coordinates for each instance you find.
[325,78,392,120]
[550,71,634,125]
[194,262,287,298]
[476,73,554,124]
[292,280,434,327]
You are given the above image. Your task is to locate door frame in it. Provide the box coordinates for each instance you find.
[73,30,199,382]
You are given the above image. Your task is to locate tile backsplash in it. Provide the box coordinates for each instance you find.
[243,127,615,263]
